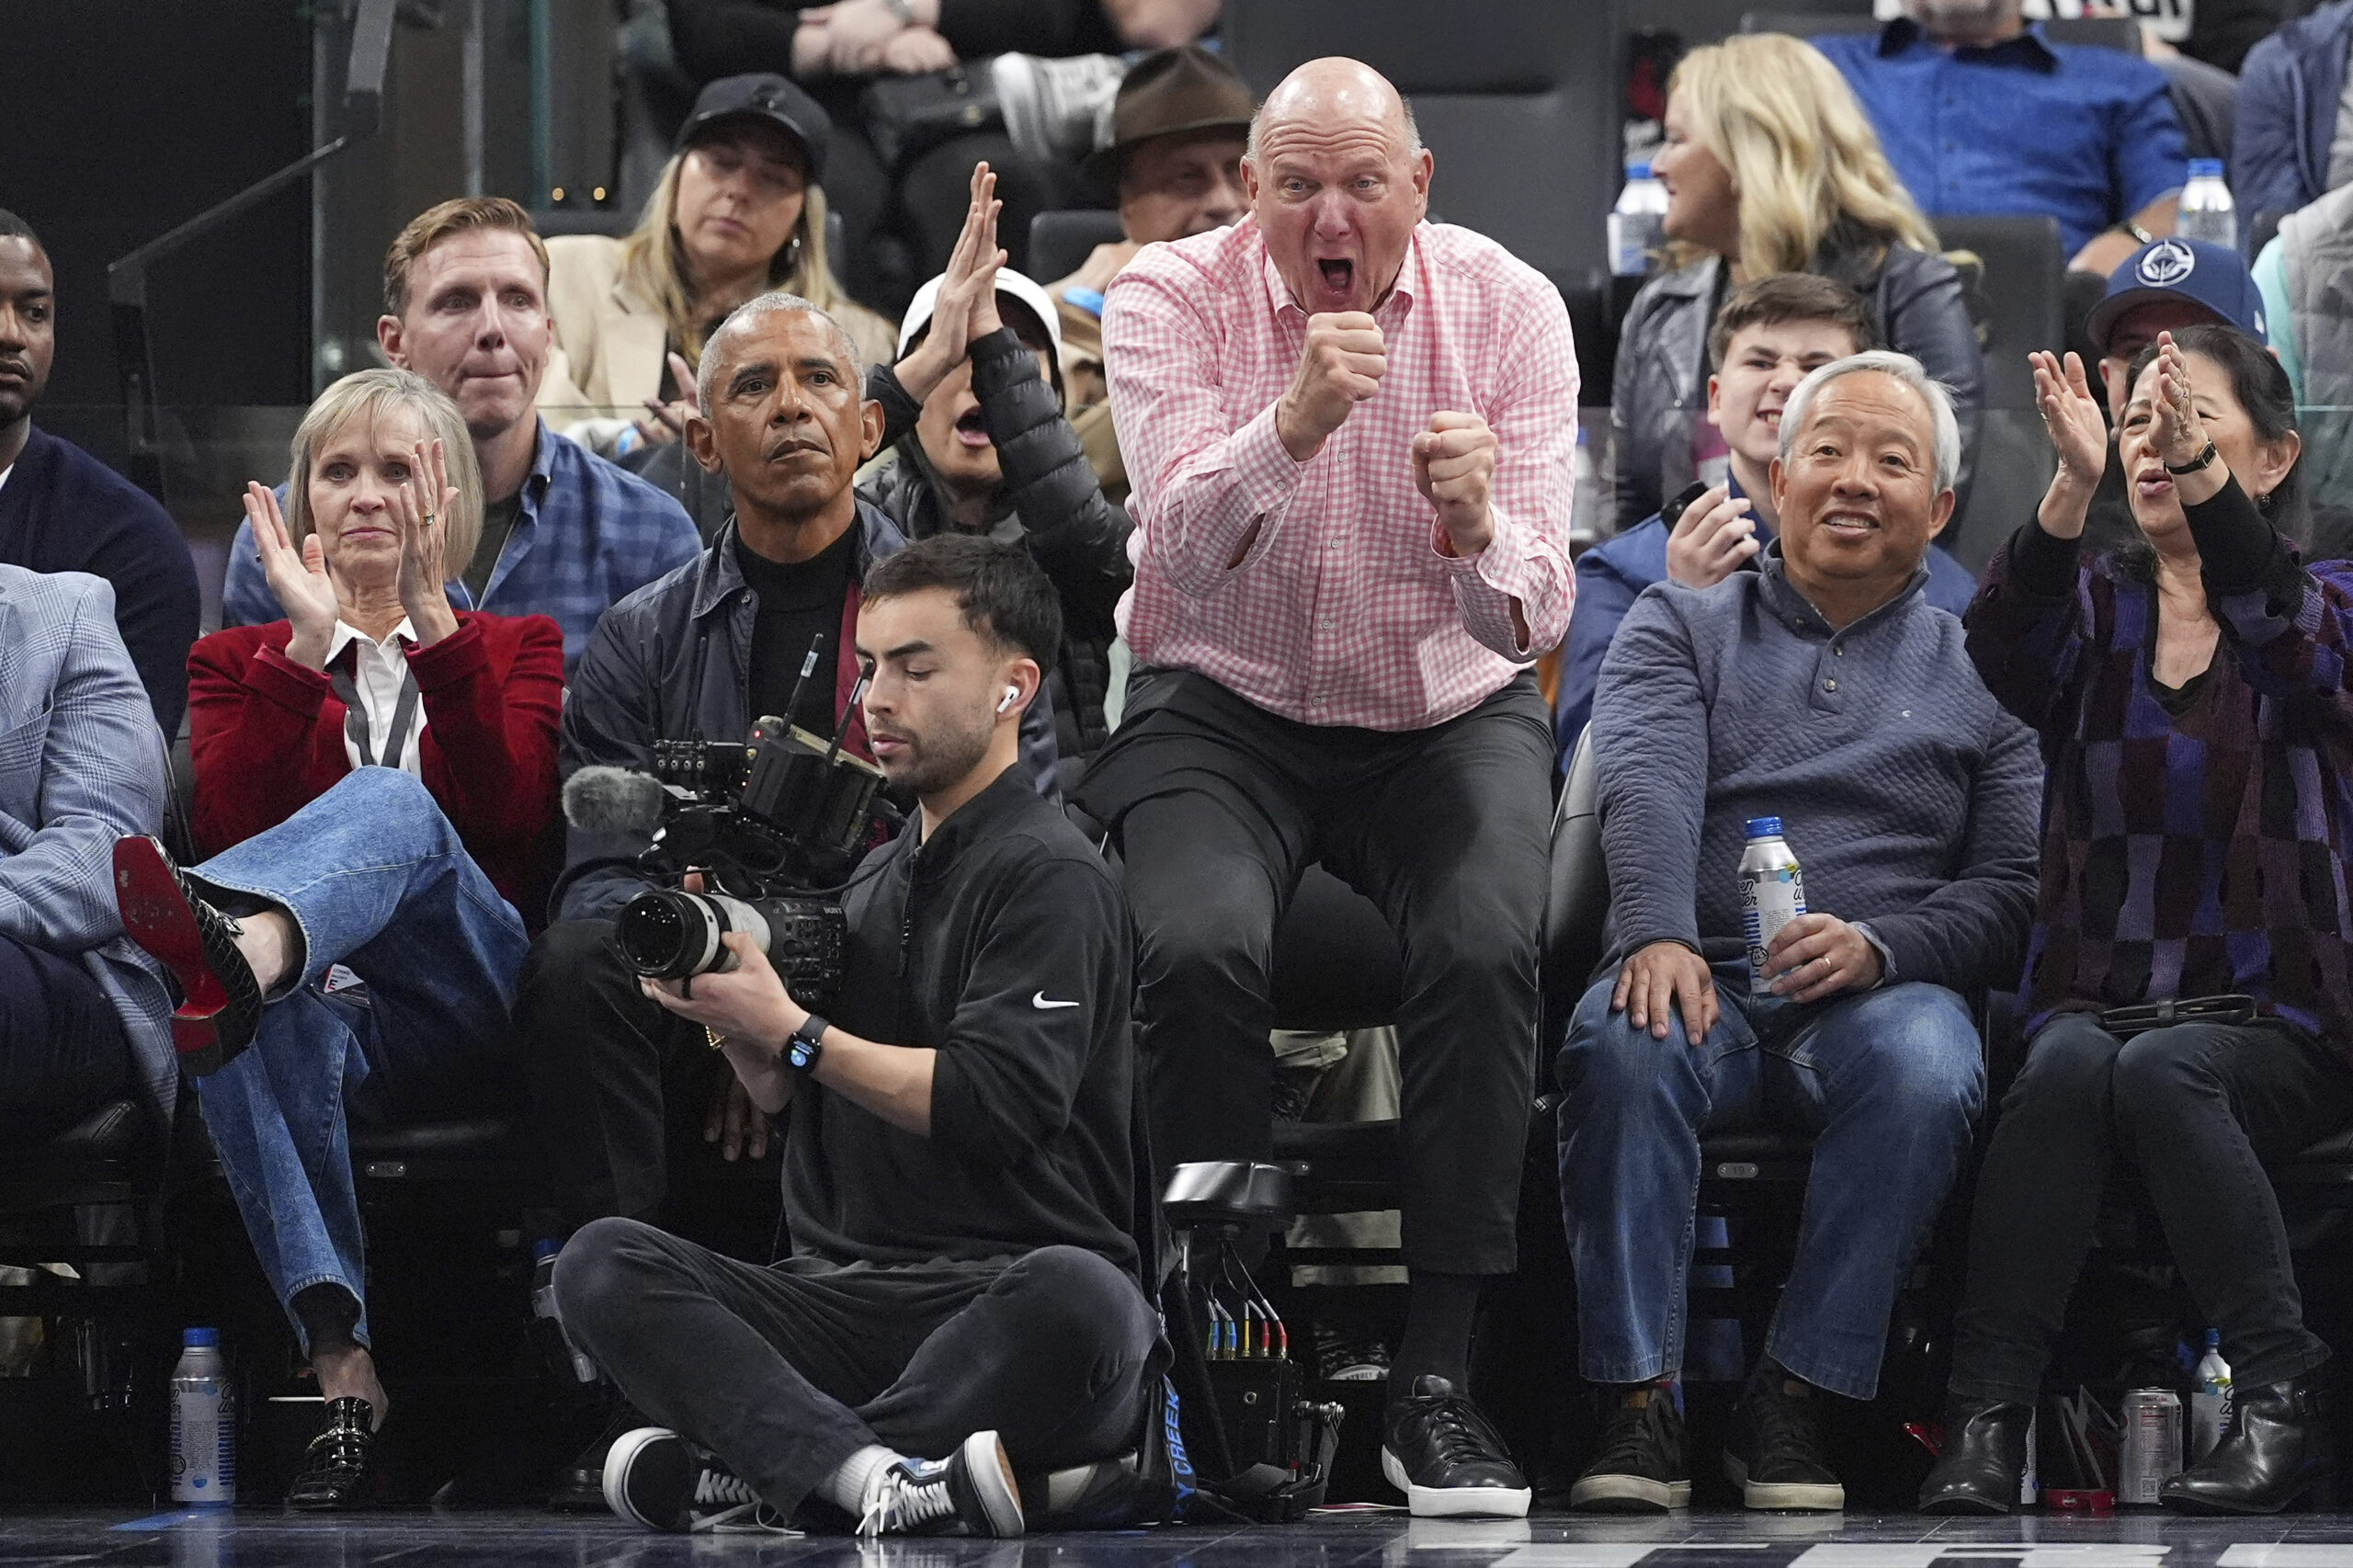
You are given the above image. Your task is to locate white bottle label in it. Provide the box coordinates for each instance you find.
[171,1377,235,1505]
[1742,865,1806,994]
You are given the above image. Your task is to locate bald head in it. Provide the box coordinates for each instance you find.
[1246,58,1421,164]
[1242,57,1432,317]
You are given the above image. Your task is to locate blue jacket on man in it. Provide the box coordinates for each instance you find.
[1553,476,1982,765]
[2231,0,2353,246]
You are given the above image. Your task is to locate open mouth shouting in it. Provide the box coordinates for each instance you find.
[952,406,992,450]
[1313,256,1358,307]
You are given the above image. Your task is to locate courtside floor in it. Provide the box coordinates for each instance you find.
[11,1508,2353,1567]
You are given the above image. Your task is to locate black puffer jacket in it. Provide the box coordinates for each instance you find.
[1609,228,1985,533]
[859,328,1132,780]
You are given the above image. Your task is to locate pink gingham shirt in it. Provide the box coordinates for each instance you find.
[1102,217,1578,732]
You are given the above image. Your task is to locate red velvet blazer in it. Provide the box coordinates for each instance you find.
[188,612,565,910]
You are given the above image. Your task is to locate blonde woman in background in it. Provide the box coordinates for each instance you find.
[1609,32,1984,532]
[541,73,895,462]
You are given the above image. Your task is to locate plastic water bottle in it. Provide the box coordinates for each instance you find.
[2190,1329,2233,1462]
[169,1327,234,1506]
[1571,425,1603,546]
[1739,816,1806,996]
[1608,165,1670,277]
[2178,160,2236,249]
[530,1239,597,1385]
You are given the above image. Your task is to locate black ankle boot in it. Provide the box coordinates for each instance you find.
[287,1396,379,1510]
[1918,1396,2033,1515]
[2162,1372,2335,1515]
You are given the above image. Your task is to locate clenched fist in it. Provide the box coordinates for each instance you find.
[1412,411,1499,557]
[1276,312,1385,462]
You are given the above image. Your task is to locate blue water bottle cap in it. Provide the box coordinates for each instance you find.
[183,1326,220,1348]
[2206,1327,2222,1347]
[533,1237,563,1261]
[2188,158,2224,179]
[1745,816,1784,838]
[1629,163,1653,180]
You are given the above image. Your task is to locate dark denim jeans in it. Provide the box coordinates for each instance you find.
[188,768,529,1351]
[1950,1011,2353,1402]
[1558,962,1984,1400]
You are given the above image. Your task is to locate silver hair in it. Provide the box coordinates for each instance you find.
[1245,93,1423,164]
[1776,350,1963,498]
[696,291,863,411]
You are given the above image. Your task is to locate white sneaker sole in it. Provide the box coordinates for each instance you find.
[1569,1471,1692,1512]
[603,1426,686,1531]
[1723,1452,1844,1512]
[961,1430,1027,1538]
[1381,1447,1532,1517]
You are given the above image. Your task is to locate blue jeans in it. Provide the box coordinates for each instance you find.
[1556,962,1984,1400]
[188,768,529,1352]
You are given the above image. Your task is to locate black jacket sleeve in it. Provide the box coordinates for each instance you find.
[928,853,1126,1170]
[866,362,926,452]
[665,0,815,81]
[968,328,1133,636]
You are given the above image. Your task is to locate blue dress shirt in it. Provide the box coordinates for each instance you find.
[1813,20,2187,260]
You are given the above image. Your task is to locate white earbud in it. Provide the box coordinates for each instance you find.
[997,684,1021,714]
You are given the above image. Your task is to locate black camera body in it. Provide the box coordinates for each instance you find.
[608,715,892,1004]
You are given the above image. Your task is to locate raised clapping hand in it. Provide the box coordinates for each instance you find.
[394,437,461,648]
[1275,312,1386,462]
[894,164,1006,405]
[1760,914,1882,1004]
[244,482,343,671]
[1664,483,1758,589]
[634,352,702,449]
[2030,349,2107,541]
[2149,331,2212,472]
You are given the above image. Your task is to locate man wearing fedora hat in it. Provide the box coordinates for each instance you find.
[1048,47,1255,502]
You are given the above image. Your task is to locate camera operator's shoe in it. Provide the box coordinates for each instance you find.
[1381,1375,1532,1517]
[1572,1384,1691,1513]
[112,835,262,1077]
[604,1426,791,1533]
[859,1431,1025,1539]
[1723,1363,1845,1511]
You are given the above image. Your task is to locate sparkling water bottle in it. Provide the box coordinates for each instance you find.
[169,1327,235,1506]
[2178,160,2236,249]
[1739,817,1806,997]
[2190,1329,2233,1462]
[1608,165,1670,278]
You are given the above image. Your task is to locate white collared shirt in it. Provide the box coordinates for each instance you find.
[325,618,426,778]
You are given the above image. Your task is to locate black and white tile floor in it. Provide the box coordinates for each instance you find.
[15,1508,2353,1568]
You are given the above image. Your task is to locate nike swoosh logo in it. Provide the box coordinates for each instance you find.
[1031,992,1081,1010]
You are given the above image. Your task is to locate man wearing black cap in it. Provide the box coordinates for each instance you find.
[1046,46,1255,501]
[542,73,898,466]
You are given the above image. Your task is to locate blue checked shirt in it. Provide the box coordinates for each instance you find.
[222,419,700,676]
[1815,20,2187,261]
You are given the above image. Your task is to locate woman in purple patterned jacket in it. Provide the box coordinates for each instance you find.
[1923,326,2348,1518]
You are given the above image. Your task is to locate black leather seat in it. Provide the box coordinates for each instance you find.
[1029,210,1127,290]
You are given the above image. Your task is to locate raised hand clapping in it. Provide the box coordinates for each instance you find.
[246,482,343,671]
[2030,349,2109,542]
[894,163,1008,405]
[394,437,461,648]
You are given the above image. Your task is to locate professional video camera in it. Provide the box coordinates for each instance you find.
[562,647,893,1008]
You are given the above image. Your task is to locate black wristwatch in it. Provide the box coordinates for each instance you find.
[786,1013,829,1074]
[2164,439,2219,475]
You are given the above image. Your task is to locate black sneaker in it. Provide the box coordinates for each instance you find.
[1571,1386,1691,1513]
[603,1427,790,1533]
[1722,1366,1844,1511]
[1381,1375,1532,1517]
[858,1431,1025,1538]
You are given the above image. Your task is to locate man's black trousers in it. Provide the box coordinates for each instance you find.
[553,1218,1163,1517]
[0,932,131,1145]
[1074,668,1555,1276]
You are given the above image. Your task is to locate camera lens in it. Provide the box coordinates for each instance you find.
[614,891,714,978]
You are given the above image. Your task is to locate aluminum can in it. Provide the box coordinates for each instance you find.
[2120,1388,2183,1504]
[1739,817,1806,996]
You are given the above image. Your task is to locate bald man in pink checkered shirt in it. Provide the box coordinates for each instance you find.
[1074,57,1577,1519]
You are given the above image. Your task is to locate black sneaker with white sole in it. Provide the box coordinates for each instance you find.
[1571,1387,1691,1513]
[1722,1368,1845,1511]
[1381,1375,1532,1517]
[603,1427,790,1533]
[859,1430,1025,1539]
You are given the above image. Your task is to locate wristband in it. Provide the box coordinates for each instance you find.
[786,1013,829,1074]
[2164,439,2218,475]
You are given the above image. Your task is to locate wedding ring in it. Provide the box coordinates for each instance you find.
[419,512,437,528]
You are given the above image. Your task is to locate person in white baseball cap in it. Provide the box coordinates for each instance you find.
[859,166,1131,777]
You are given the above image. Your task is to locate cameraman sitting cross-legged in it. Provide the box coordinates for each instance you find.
[554,533,1159,1538]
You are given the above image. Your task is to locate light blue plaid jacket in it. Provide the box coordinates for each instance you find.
[221,419,699,676]
[0,567,176,1123]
